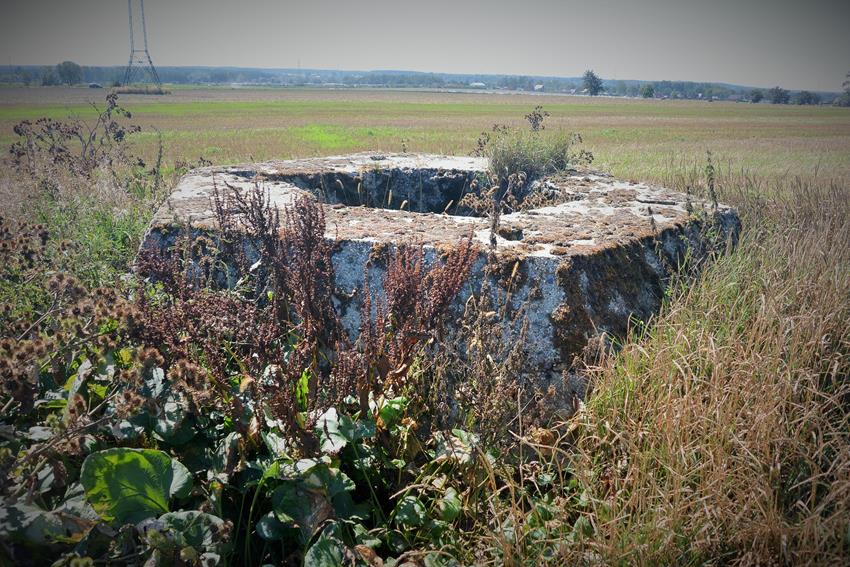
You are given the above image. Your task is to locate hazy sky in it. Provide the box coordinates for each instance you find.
[1,0,848,91]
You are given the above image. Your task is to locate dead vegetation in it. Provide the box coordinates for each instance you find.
[462,170,850,565]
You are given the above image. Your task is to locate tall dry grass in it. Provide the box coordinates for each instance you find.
[454,170,850,566]
[561,172,850,564]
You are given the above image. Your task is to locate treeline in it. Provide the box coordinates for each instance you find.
[604,79,745,100]
[0,63,845,105]
[583,69,844,105]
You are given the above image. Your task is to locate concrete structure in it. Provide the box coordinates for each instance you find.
[140,153,740,378]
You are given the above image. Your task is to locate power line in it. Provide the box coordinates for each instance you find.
[122,0,162,89]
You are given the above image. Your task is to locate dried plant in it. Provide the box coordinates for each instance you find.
[9,93,143,189]
[524,105,550,132]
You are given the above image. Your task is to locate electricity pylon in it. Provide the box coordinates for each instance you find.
[122,0,162,89]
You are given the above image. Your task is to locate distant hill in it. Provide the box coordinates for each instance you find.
[0,65,840,102]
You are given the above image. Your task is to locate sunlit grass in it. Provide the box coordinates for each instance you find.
[2,87,849,181]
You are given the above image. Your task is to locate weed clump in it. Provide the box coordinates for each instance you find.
[465,107,595,248]
[473,106,593,187]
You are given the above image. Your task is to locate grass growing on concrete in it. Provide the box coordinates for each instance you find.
[485,128,576,181]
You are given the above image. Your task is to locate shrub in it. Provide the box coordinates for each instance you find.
[475,107,593,185]
[487,127,575,182]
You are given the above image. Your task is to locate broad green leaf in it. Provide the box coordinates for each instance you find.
[423,550,461,567]
[394,496,427,527]
[25,426,55,441]
[87,382,108,402]
[211,432,240,476]
[315,408,376,454]
[315,408,347,454]
[573,515,593,538]
[255,512,286,541]
[352,522,381,548]
[33,398,67,411]
[262,430,289,458]
[80,448,192,525]
[159,510,229,554]
[271,482,332,544]
[116,348,134,366]
[301,463,356,497]
[141,367,166,398]
[0,503,91,544]
[377,396,408,428]
[153,392,196,445]
[437,487,461,522]
[303,465,359,520]
[303,523,346,567]
[56,483,99,521]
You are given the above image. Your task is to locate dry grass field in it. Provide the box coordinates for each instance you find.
[2,86,849,182]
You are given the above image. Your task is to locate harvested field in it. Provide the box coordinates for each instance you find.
[2,86,849,181]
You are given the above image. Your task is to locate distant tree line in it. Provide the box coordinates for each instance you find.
[1,63,846,105]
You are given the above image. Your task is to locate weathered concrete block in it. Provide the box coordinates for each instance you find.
[140,153,740,376]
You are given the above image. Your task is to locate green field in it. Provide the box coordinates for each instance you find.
[2,86,849,182]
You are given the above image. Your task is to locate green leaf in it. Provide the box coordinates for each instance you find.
[159,510,229,554]
[433,430,478,466]
[271,482,332,544]
[25,426,55,441]
[211,432,240,476]
[301,463,359,520]
[80,448,192,525]
[315,408,376,454]
[423,550,460,567]
[141,367,166,398]
[303,523,346,567]
[255,512,286,541]
[117,347,134,366]
[573,515,593,538]
[394,496,427,527]
[296,369,310,412]
[153,392,196,445]
[87,382,108,402]
[352,522,381,548]
[0,504,64,544]
[66,359,92,401]
[262,430,288,458]
[301,463,356,497]
[377,396,408,428]
[437,487,461,522]
[34,398,67,411]
[315,408,347,454]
